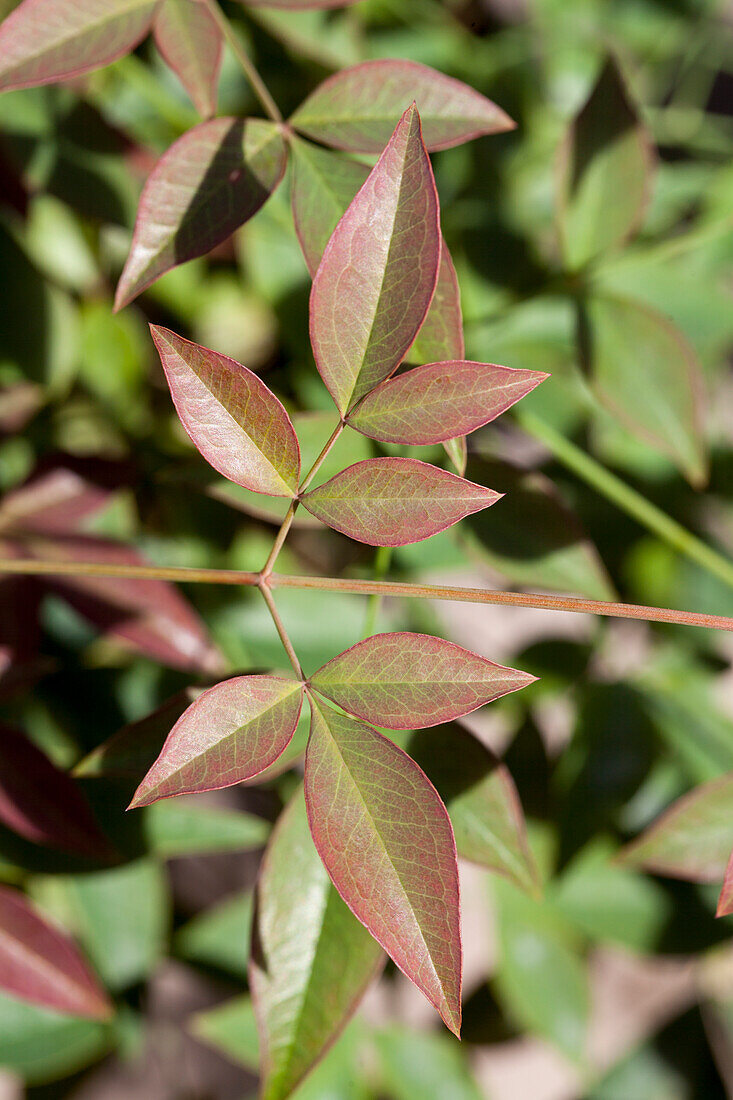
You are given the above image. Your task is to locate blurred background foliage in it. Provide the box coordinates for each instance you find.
[1,0,733,1097]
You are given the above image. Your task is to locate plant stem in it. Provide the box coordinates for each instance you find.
[258,581,303,678]
[204,0,283,123]
[517,410,733,592]
[299,421,345,494]
[2,558,732,631]
[363,546,393,638]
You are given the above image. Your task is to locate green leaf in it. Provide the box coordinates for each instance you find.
[374,1027,484,1100]
[0,991,111,1084]
[406,725,539,894]
[175,890,253,980]
[583,295,707,486]
[557,57,655,269]
[305,701,462,1035]
[143,800,270,857]
[251,789,382,1100]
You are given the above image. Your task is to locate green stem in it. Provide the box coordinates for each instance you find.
[517,410,733,592]
[205,0,283,123]
[363,546,393,638]
[259,581,302,679]
[1,557,732,631]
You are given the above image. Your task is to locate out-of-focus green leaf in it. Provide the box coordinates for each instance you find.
[191,994,259,1071]
[373,1027,484,1100]
[175,890,253,980]
[557,57,655,270]
[583,294,707,486]
[0,992,111,1084]
[31,859,168,991]
[143,800,270,857]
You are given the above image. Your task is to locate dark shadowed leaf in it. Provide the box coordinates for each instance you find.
[406,725,539,894]
[556,57,655,270]
[0,0,157,92]
[348,360,546,445]
[129,675,304,807]
[115,117,287,308]
[291,59,514,153]
[305,700,462,1035]
[301,457,501,546]
[0,467,114,535]
[73,691,197,779]
[309,105,440,414]
[251,789,383,1100]
[0,725,112,860]
[617,773,733,882]
[151,326,300,496]
[310,632,535,729]
[153,0,223,119]
[718,851,733,918]
[26,534,223,673]
[584,295,707,485]
[0,886,112,1020]
[464,455,615,600]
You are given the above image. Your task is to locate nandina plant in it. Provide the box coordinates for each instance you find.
[1,2,733,1097]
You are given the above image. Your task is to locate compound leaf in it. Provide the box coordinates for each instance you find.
[251,789,383,1100]
[153,0,223,119]
[129,676,304,807]
[305,701,462,1035]
[0,886,112,1020]
[310,632,535,729]
[348,360,546,445]
[115,117,287,308]
[617,773,733,883]
[301,457,500,546]
[0,0,157,93]
[151,326,300,496]
[557,57,654,270]
[309,105,440,415]
[291,59,514,153]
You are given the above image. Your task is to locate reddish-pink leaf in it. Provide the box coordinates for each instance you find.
[0,885,112,1019]
[408,245,465,365]
[0,0,157,92]
[309,105,440,415]
[129,676,304,808]
[348,361,547,445]
[310,632,535,729]
[115,117,287,309]
[28,535,223,673]
[291,59,514,154]
[153,0,223,119]
[617,773,733,883]
[0,725,112,859]
[717,849,733,918]
[0,468,113,536]
[301,457,501,546]
[305,701,462,1035]
[151,326,300,496]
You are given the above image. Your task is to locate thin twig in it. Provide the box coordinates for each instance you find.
[204,0,283,123]
[1,558,731,631]
[258,582,303,679]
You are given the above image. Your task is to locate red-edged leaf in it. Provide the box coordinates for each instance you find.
[129,676,304,808]
[0,886,112,1020]
[153,0,223,119]
[27,535,223,673]
[0,0,157,93]
[0,725,112,859]
[309,105,440,415]
[617,773,733,883]
[305,701,462,1035]
[251,788,383,1100]
[115,117,287,308]
[348,361,547,445]
[310,632,535,729]
[408,245,465,365]
[717,850,733,918]
[151,326,300,496]
[406,725,540,894]
[301,457,500,546]
[291,59,514,154]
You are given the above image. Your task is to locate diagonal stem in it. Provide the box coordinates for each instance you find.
[258,581,303,679]
[1,557,732,631]
[204,0,283,123]
[517,410,733,593]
